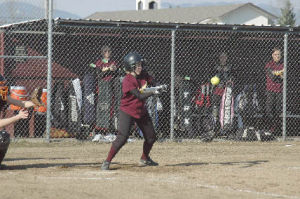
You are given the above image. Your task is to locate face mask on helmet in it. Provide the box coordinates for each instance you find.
[0,76,8,101]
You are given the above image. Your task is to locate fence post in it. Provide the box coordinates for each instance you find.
[46,0,53,142]
[170,29,176,140]
[282,33,288,141]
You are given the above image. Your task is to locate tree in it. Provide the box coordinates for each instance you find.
[278,0,296,26]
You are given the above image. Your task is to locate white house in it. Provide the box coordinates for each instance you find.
[87,2,277,26]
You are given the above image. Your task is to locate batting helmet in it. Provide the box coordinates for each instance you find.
[0,75,8,101]
[124,52,143,72]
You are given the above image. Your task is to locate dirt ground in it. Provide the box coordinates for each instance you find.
[0,139,300,199]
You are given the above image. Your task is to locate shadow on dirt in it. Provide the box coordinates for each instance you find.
[0,160,269,170]
[4,157,69,161]
[166,160,269,168]
[0,161,100,170]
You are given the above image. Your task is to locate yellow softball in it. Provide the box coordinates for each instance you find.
[211,76,220,86]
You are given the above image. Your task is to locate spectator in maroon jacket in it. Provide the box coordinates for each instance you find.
[94,46,119,135]
[265,47,284,135]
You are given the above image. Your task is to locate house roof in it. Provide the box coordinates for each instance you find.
[86,3,278,24]
[1,18,297,33]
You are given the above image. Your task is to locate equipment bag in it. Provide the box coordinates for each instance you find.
[52,81,68,130]
[195,83,211,109]
[235,84,260,129]
[219,81,234,131]
[178,78,193,134]
[67,79,82,136]
[82,73,96,125]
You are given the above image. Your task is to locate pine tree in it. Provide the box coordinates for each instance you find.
[278,0,296,26]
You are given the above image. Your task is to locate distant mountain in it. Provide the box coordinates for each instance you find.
[161,1,300,25]
[0,2,80,25]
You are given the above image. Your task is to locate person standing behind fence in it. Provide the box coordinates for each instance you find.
[0,74,35,167]
[94,46,119,135]
[101,52,160,170]
[211,52,233,127]
[264,47,283,135]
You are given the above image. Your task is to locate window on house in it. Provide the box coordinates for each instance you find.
[138,1,143,10]
[149,1,157,9]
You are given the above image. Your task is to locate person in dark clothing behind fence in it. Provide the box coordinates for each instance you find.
[264,47,284,135]
[94,46,119,135]
[211,52,233,126]
[101,52,162,170]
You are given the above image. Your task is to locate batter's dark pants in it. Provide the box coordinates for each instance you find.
[265,91,282,134]
[111,110,156,156]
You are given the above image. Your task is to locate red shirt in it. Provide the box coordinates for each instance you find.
[120,73,148,119]
[95,59,118,81]
[214,87,224,96]
[265,61,283,93]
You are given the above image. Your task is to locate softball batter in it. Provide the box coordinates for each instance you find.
[101,52,162,170]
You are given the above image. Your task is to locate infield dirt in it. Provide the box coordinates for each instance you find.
[0,140,300,199]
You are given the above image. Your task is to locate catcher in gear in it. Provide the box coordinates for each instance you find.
[0,75,35,167]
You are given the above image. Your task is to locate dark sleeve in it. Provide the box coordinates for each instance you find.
[94,67,117,78]
[0,100,7,112]
[103,61,121,78]
[129,89,153,100]
[101,70,115,78]
[138,70,159,86]
[148,78,159,87]
[230,67,241,96]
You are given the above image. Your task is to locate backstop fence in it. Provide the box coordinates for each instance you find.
[0,10,300,142]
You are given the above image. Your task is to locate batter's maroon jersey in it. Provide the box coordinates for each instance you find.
[265,60,283,93]
[120,73,149,119]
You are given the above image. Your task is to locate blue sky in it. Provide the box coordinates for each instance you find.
[53,0,300,18]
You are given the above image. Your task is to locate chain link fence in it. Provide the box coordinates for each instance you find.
[1,8,300,142]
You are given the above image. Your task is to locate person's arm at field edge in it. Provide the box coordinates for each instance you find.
[0,109,29,128]
[7,96,35,109]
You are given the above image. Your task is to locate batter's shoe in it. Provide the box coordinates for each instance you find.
[101,161,111,170]
[139,157,159,167]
